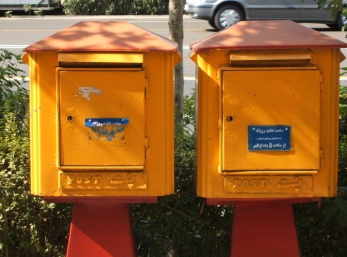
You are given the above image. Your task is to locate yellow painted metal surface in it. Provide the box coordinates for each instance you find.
[25,50,181,197]
[58,69,145,167]
[191,48,342,199]
[222,69,321,171]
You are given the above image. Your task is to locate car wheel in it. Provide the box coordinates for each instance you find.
[208,19,218,30]
[336,13,347,30]
[214,5,244,31]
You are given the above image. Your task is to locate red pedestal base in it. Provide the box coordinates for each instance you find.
[207,198,320,257]
[231,203,300,257]
[66,203,136,257]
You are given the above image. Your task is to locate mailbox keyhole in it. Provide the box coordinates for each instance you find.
[67,116,73,121]
[226,116,234,122]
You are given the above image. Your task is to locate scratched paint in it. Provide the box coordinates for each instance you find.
[78,87,102,100]
[89,124,125,141]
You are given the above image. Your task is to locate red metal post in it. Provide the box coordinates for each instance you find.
[207,198,320,257]
[231,203,300,257]
[66,202,136,257]
[44,194,157,256]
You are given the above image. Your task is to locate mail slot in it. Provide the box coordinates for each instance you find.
[190,20,346,199]
[23,21,182,197]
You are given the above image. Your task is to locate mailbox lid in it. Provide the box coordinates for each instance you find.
[24,21,179,53]
[58,69,146,166]
[222,68,321,171]
[190,20,347,54]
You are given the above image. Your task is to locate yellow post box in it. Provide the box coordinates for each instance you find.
[190,20,347,199]
[22,21,182,198]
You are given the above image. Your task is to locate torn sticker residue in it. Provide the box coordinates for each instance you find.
[85,118,129,141]
[78,87,102,100]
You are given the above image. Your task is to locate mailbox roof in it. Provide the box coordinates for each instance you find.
[24,21,178,53]
[190,20,347,53]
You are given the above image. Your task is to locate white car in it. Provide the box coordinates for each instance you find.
[185,0,346,30]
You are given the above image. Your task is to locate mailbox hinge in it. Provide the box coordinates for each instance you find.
[320,149,324,166]
[145,79,149,98]
[145,137,149,148]
[320,74,323,91]
[145,137,149,158]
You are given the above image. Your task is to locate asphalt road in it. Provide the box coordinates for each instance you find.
[1,14,347,94]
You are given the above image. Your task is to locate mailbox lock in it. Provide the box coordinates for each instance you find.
[67,116,73,121]
[226,116,234,122]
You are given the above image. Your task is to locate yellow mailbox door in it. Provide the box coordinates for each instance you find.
[57,69,146,168]
[222,69,321,172]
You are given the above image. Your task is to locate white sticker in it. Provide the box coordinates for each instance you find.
[78,87,102,100]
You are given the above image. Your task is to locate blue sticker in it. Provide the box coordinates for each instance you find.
[85,118,129,127]
[248,125,291,151]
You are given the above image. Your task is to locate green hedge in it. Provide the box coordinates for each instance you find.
[63,0,169,15]
[0,50,72,257]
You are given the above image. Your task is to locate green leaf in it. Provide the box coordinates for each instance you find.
[340,105,347,115]
[321,198,338,216]
[334,196,347,213]
[338,187,347,199]
[317,0,327,11]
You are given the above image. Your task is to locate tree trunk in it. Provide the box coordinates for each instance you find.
[169,0,184,121]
